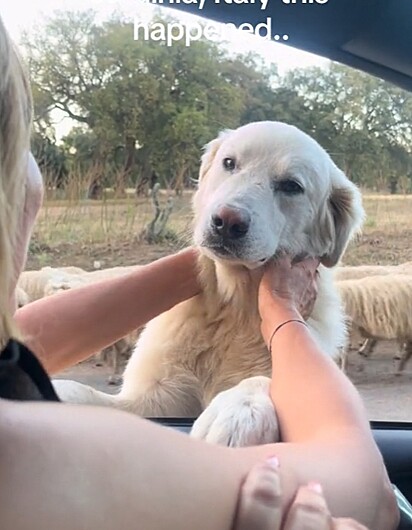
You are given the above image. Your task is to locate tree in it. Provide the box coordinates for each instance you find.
[31,133,68,190]
[25,11,257,192]
[24,10,412,195]
[282,64,412,186]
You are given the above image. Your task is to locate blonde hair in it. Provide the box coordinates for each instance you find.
[0,16,32,348]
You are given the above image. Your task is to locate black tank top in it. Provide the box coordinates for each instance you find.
[0,339,60,401]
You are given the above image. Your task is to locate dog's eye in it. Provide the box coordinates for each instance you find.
[223,157,236,171]
[275,179,304,195]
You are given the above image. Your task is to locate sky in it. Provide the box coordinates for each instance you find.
[0,0,329,138]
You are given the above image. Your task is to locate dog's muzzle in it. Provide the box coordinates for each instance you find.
[210,206,251,240]
[202,205,269,266]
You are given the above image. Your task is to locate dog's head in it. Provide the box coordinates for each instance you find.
[193,121,364,269]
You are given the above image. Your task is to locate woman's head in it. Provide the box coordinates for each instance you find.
[0,15,32,346]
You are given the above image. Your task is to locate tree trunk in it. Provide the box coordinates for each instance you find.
[141,183,174,243]
[136,161,152,197]
[388,175,398,195]
[114,169,127,198]
[173,164,187,196]
[87,180,103,200]
[86,142,109,200]
[114,135,136,196]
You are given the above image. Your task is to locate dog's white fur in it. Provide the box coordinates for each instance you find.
[54,121,364,447]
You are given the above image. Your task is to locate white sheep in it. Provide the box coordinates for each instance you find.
[17,268,84,302]
[334,262,412,360]
[85,265,141,281]
[43,265,142,295]
[15,286,30,308]
[17,265,138,302]
[334,262,412,282]
[337,274,412,374]
[55,266,87,275]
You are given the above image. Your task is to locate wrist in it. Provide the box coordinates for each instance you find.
[267,319,308,355]
[260,296,299,320]
[260,301,302,346]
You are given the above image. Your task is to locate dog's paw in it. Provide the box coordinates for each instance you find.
[190,376,279,447]
[52,379,117,407]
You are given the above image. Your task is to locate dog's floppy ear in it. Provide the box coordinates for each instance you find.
[315,166,365,268]
[198,129,232,181]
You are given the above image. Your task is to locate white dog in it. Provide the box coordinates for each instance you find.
[54,121,364,447]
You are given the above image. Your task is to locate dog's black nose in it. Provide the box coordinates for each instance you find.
[211,207,251,239]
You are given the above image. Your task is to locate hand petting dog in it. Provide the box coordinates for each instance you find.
[258,256,320,349]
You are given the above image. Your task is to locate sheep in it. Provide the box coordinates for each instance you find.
[17,268,84,302]
[96,330,141,385]
[339,333,408,374]
[334,262,412,282]
[48,266,141,292]
[17,265,136,302]
[55,266,87,275]
[85,265,141,281]
[42,266,142,301]
[337,274,412,374]
[357,337,406,359]
[15,286,30,308]
[334,262,412,358]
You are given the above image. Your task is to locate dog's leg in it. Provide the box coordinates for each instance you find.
[54,363,204,417]
[52,379,121,408]
[190,376,279,447]
[118,364,205,416]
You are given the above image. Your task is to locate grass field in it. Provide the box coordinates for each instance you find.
[26,191,412,271]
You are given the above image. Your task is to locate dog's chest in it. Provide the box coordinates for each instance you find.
[192,311,272,404]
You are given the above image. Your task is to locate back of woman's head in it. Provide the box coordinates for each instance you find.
[0,15,32,347]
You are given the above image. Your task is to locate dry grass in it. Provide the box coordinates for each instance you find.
[362,194,412,229]
[34,193,193,247]
[344,194,412,265]
[28,191,412,270]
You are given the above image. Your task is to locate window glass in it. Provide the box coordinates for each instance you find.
[6,0,412,422]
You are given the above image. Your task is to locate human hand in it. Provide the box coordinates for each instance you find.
[234,458,368,530]
[258,256,319,345]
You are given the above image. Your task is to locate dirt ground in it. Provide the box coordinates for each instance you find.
[53,325,412,425]
[54,339,412,422]
[345,343,412,421]
[26,239,179,271]
[32,194,412,423]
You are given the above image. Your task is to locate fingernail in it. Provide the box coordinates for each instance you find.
[307,481,323,494]
[265,456,280,469]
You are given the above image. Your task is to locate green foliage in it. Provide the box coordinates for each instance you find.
[31,132,68,188]
[282,64,412,186]
[23,10,412,193]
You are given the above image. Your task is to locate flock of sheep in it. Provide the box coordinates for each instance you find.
[16,260,412,380]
